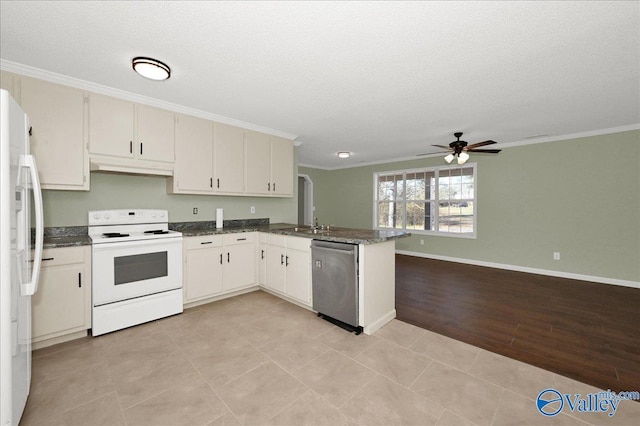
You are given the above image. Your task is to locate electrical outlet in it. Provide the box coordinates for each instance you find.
[250,206,256,214]
[553,252,560,260]
[193,207,198,215]
[420,239,424,245]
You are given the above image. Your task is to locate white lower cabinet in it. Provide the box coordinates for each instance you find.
[183,235,224,302]
[222,233,257,292]
[183,233,257,304]
[262,234,312,306]
[32,246,91,343]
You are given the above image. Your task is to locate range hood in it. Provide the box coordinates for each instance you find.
[90,156,173,177]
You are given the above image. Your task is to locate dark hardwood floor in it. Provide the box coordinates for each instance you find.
[395,255,640,394]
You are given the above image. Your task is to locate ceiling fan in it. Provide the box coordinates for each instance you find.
[421,132,501,164]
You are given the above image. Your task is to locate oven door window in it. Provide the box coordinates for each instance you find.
[114,251,168,285]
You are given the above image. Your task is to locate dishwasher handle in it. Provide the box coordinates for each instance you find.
[312,246,355,256]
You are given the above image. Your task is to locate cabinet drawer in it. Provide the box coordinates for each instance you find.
[266,234,286,247]
[223,232,255,246]
[185,235,223,250]
[286,236,311,252]
[38,246,86,266]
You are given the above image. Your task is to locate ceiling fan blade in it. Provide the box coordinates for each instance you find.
[466,140,497,149]
[431,144,453,150]
[467,148,501,153]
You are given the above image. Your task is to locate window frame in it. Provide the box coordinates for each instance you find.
[373,163,477,239]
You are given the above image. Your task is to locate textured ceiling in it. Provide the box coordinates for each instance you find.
[1,1,638,169]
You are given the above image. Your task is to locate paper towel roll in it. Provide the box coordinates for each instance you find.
[216,208,223,229]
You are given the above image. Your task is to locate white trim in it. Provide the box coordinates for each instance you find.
[299,125,640,170]
[297,174,314,226]
[396,250,640,289]
[0,59,298,141]
[373,164,477,239]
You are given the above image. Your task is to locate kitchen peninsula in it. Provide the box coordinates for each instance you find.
[173,221,410,335]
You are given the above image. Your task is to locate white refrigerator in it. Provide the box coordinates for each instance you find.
[0,89,44,426]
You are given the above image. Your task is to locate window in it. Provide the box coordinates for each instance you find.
[374,164,476,237]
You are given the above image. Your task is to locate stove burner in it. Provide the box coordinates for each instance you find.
[102,232,130,238]
[144,230,169,235]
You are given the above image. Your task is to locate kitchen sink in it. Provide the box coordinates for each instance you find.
[286,227,329,234]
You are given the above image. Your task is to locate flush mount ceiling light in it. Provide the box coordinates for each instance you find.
[132,57,171,81]
[337,152,351,159]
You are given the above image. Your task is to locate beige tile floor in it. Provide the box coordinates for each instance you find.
[22,290,640,426]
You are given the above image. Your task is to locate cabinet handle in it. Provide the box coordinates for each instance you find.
[285,255,289,267]
[280,254,284,265]
[268,182,270,191]
[78,272,82,288]
[210,178,213,188]
[129,141,133,153]
[42,257,54,262]
[220,253,223,264]
[140,142,143,156]
[261,249,264,259]
[273,182,276,191]
[201,241,213,245]
[227,252,230,263]
[236,238,246,241]
[217,178,220,189]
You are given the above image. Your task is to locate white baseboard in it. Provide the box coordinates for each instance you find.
[363,309,396,336]
[395,250,640,290]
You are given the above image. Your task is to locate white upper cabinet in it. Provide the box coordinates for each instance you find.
[136,104,175,163]
[88,93,135,159]
[169,114,214,194]
[245,130,272,194]
[20,76,89,190]
[213,122,245,193]
[270,136,294,196]
[245,132,294,197]
[88,93,175,174]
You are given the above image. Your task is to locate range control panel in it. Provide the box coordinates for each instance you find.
[88,209,168,226]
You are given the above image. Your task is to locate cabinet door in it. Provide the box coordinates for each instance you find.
[20,77,88,189]
[245,130,271,194]
[285,249,311,305]
[137,104,175,163]
[270,136,294,196]
[265,244,286,293]
[185,246,223,302]
[32,264,87,339]
[173,114,213,192]
[223,243,256,292]
[213,122,245,193]
[89,93,135,158]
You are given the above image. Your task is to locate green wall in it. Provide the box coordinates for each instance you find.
[301,130,640,283]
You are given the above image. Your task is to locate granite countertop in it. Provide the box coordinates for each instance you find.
[40,226,91,249]
[40,219,410,249]
[175,222,410,245]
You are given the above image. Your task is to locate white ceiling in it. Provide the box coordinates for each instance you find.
[1,1,638,169]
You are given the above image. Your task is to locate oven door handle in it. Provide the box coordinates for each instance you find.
[91,236,182,251]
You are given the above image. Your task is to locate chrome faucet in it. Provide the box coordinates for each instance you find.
[314,217,319,229]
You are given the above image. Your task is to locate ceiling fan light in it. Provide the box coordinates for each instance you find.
[458,152,470,164]
[132,57,171,80]
[337,151,351,158]
[444,153,455,163]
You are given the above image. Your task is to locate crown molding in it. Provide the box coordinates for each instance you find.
[299,125,640,170]
[0,59,298,141]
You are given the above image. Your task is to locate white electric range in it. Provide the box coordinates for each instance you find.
[88,209,183,336]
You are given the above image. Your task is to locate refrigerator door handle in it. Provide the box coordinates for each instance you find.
[18,154,43,296]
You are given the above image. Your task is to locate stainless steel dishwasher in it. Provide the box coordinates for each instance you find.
[311,240,362,334]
